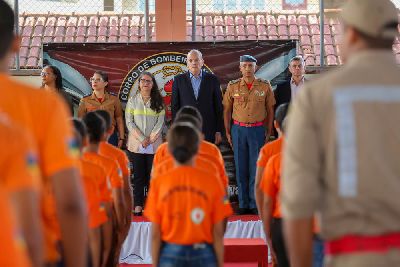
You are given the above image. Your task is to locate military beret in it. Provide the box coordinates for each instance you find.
[240,55,257,63]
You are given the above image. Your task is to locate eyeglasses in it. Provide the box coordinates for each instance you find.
[90,77,104,83]
[40,72,52,77]
[140,79,153,84]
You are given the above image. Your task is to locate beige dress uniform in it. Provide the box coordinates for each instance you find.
[283,52,400,265]
[281,0,400,267]
[223,78,275,124]
[281,1,400,266]
[78,91,123,133]
[223,76,275,210]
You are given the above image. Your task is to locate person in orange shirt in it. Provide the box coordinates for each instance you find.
[260,117,291,267]
[153,106,228,188]
[145,122,232,267]
[73,118,108,267]
[0,114,42,267]
[152,152,219,178]
[255,103,289,218]
[260,152,288,267]
[0,3,87,267]
[0,187,32,267]
[81,112,125,267]
[261,120,323,267]
[153,114,227,187]
[95,109,133,267]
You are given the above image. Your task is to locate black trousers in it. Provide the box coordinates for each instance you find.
[129,152,154,207]
[271,218,290,267]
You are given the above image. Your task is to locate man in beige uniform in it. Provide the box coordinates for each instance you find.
[281,0,400,267]
[223,55,275,214]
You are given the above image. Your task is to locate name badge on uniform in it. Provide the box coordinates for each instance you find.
[233,93,242,102]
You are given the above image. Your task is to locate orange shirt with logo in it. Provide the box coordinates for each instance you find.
[99,141,130,178]
[145,166,233,245]
[79,159,108,229]
[82,152,123,192]
[257,137,283,168]
[0,115,40,193]
[0,74,79,262]
[260,153,282,218]
[153,141,228,187]
[0,118,40,267]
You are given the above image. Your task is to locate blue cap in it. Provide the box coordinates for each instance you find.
[240,55,257,63]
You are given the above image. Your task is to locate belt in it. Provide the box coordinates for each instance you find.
[325,233,400,255]
[163,242,210,250]
[233,120,263,127]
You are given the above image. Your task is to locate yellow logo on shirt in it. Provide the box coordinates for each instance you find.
[223,195,230,205]
[26,152,40,178]
[14,230,27,251]
[68,138,80,159]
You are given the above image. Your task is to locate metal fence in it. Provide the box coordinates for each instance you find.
[11,0,385,71]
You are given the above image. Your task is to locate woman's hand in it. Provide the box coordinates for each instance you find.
[142,137,150,148]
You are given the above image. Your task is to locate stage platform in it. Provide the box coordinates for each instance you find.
[120,215,269,265]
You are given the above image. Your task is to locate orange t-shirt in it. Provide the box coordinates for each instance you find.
[153,141,228,187]
[0,187,31,267]
[144,166,233,245]
[82,151,123,190]
[99,141,130,178]
[152,156,219,179]
[0,115,40,193]
[79,159,108,229]
[260,151,321,233]
[257,137,283,168]
[0,118,39,267]
[0,74,79,262]
[260,153,282,218]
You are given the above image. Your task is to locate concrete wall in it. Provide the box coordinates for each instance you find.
[11,75,42,88]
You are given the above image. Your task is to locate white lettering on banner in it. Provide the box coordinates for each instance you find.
[119,52,213,121]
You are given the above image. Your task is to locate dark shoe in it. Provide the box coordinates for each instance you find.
[237,208,248,215]
[249,208,259,215]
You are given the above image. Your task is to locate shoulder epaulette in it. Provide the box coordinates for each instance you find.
[257,78,270,84]
[228,79,240,85]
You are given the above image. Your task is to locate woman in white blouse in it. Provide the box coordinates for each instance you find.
[125,72,165,216]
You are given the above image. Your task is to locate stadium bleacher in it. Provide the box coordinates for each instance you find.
[15,11,399,69]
